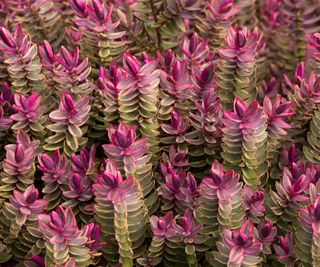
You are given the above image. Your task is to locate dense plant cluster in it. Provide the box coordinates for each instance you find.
[1,0,320,266]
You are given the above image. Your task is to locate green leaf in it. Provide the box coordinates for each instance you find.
[43,143,63,151]
[185,244,195,255]
[68,124,83,137]
[47,124,67,133]
[66,132,78,152]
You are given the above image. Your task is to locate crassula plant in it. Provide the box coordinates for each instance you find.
[45,91,90,157]
[2,1,320,266]
[216,26,258,108]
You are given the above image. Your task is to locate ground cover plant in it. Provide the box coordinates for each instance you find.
[1,0,320,266]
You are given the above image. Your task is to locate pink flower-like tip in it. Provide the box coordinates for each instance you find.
[101,160,123,187]
[62,92,75,112]
[232,231,251,246]
[39,153,54,171]
[236,31,246,48]
[234,97,246,118]
[71,174,82,190]
[0,26,15,48]
[259,221,273,239]
[250,191,264,203]
[71,149,89,172]
[57,46,79,70]
[82,223,103,250]
[123,52,140,76]
[219,0,233,13]
[170,169,182,190]
[25,189,38,204]
[15,143,24,163]
[92,0,105,20]
[151,211,174,237]
[102,172,119,187]
[295,62,305,81]
[42,40,55,63]
[0,82,13,103]
[200,64,214,84]
[211,170,222,185]
[189,33,198,53]
[115,130,133,148]
[108,122,137,149]
[279,236,289,253]
[71,0,87,16]
[171,111,180,129]
[175,152,186,162]
[186,172,197,193]
[157,219,167,230]
[314,204,320,220]
[165,49,174,66]
[292,174,309,193]
[182,208,193,233]
[50,211,63,230]
[32,255,45,267]
[288,144,295,163]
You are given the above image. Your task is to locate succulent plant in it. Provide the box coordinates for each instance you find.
[137,211,175,266]
[10,93,47,141]
[216,26,258,108]
[0,130,39,198]
[221,98,268,187]
[162,145,189,170]
[9,185,47,228]
[186,86,222,167]
[62,173,94,223]
[180,33,210,71]
[45,91,90,157]
[71,0,126,70]
[82,222,104,251]
[256,220,276,255]
[159,59,194,121]
[38,150,70,210]
[195,160,244,231]
[0,106,12,133]
[103,122,158,212]
[54,46,93,96]
[243,185,265,221]
[0,184,47,262]
[285,64,320,137]
[1,1,320,266]
[212,219,263,266]
[234,0,258,28]
[0,25,47,95]
[265,161,311,229]
[263,94,293,152]
[38,206,92,266]
[174,208,208,266]
[71,146,96,177]
[274,233,296,266]
[197,0,239,49]
[157,0,204,50]
[159,163,198,214]
[161,110,189,149]
[117,52,161,160]
[38,40,60,107]
[93,160,148,265]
